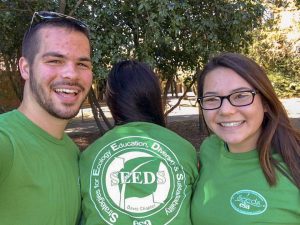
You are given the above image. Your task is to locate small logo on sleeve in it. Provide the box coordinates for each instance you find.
[230,190,267,215]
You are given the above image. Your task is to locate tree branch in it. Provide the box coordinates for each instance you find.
[69,0,84,16]
[58,0,66,14]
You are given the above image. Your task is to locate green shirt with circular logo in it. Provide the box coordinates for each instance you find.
[191,134,300,225]
[80,122,198,225]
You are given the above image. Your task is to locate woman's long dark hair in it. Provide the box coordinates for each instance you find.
[198,52,300,188]
[106,60,165,127]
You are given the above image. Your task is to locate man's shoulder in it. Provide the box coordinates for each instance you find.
[0,110,11,119]
[0,111,15,132]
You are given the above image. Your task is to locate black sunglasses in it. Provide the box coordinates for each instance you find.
[29,11,89,33]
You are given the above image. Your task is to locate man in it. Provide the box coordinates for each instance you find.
[0,11,93,225]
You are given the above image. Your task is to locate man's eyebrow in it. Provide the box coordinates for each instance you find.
[78,57,92,62]
[42,52,64,58]
[42,52,91,62]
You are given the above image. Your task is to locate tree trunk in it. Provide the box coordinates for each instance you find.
[173,78,178,97]
[69,0,84,16]
[0,105,6,114]
[164,76,197,116]
[58,0,67,13]
[164,68,207,133]
[88,87,112,136]
[3,57,23,101]
[162,77,172,110]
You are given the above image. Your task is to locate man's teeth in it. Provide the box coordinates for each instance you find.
[55,88,79,94]
[220,121,243,127]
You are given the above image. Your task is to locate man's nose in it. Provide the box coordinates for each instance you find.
[61,63,78,79]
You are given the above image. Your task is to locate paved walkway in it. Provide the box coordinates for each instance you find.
[65,98,300,134]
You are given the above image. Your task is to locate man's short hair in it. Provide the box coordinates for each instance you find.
[22,11,90,66]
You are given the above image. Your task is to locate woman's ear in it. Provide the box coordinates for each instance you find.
[263,100,269,113]
[18,57,30,80]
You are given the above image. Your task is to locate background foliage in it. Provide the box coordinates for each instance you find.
[0,0,299,114]
[247,0,300,97]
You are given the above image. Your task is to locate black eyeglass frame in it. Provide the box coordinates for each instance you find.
[197,90,259,110]
[29,11,89,34]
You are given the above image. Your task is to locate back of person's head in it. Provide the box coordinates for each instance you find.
[22,11,90,66]
[198,52,300,188]
[106,60,165,127]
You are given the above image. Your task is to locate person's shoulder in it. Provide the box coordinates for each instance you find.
[201,134,222,145]
[82,122,152,152]
[137,122,194,145]
[0,130,13,148]
[0,111,22,157]
[82,121,195,156]
[0,110,16,124]
[80,125,119,157]
[141,122,197,155]
[0,129,14,183]
[0,111,20,138]
[200,134,223,154]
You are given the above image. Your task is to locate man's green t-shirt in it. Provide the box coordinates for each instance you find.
[191,134,300,225]
[80,122,198,225]
[0,110,81,225]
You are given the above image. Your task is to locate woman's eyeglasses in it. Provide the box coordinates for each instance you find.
[197,90,259,110]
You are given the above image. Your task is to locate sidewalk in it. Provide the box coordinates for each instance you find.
[65,98,300,134]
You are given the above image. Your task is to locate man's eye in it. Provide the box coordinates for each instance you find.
[78,63,87,67]
[47,60,62,64]
[78,62,92,69]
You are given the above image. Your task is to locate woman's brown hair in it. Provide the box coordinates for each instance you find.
[198,52,300,188]
[106,60,165,127]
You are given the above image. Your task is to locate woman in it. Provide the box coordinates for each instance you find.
[80,60,198,225]
[191,53,300,224]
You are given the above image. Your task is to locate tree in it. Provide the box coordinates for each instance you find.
[0,1,62,102]
[1,0,265,131]
[79,0,264,117]
[0,0,112,131]
[248,0,300,97]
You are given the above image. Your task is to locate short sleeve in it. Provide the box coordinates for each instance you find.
[0,131,14,183]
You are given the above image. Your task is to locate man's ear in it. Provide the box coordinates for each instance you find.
[19,57,30,80]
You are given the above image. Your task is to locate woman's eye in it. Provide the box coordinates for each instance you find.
[204,97,219,102]
[235,92,251,99]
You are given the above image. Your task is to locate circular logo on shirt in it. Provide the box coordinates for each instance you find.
[230,190,267,215]
[89,136,186,225]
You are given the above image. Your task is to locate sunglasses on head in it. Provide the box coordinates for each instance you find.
[29,11,89,32]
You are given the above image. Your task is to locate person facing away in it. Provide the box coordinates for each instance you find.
[0,11,93,225]
[191,52,300,225]
[80,60,199,225]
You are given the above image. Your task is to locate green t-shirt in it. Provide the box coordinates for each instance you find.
[191,134,300,225]
[0,110,81,225]
[80,122,198,225]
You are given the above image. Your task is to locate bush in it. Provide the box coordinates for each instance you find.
[248,26,300,98]
[268,71,300,98]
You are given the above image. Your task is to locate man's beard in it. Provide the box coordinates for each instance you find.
[29,69,86,120]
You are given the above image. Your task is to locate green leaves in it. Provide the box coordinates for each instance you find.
[1,0,267,100]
